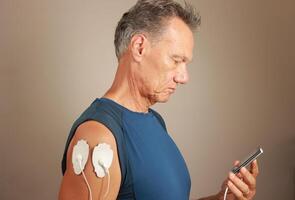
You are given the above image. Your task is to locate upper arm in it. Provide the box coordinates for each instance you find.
[59,120,121,200]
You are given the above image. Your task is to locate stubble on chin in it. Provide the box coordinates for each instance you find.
[152,93,172,104]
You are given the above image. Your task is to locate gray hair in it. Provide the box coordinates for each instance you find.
[114,0,201,59]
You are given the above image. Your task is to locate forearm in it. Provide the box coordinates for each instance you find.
[197,195,218,200]
[190,194,219,200]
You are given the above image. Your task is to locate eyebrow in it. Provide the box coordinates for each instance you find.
[172,55,192,63]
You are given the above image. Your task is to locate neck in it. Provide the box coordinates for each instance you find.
[103,60,153,113]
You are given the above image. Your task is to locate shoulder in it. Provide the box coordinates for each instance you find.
[74,120,117,146]
[59,120,121,199]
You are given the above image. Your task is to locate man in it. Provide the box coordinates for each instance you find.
[59,0,259,199]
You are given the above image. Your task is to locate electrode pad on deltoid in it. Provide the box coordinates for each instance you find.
[72,139,89,175]
[92,143,114,178]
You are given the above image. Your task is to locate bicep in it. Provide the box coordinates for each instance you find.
[59,121,121,200]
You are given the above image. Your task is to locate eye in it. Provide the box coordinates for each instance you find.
[174,59,182,65]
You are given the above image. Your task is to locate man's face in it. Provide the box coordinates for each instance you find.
[137,17,194,103]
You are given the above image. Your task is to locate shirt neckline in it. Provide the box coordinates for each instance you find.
[99,97,153,116]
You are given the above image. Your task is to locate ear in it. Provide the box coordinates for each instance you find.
[130,33,148,62]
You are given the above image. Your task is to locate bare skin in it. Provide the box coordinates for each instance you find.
[59,121,121,200]
[104,17,193,112]
[59,17,259,200]
[199,160,259,200]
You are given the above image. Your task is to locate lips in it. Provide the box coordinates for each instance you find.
[168,88,176,93]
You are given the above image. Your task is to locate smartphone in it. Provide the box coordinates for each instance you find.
[231,147,263,174]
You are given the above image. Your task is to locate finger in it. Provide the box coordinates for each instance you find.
[221,179,229,190]
[240,167,256,190]
[237,171,243,179]
[219,179,226,191]
[232,160,243,179]
[227,180,246,200]
[250,159,259,177]
[228,172,250,196]
[234,160,240,166]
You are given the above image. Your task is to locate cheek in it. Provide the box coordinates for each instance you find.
[153,72,175,93]
[142,50,175,89]
[163,71,175,83]
[154,64,176,90]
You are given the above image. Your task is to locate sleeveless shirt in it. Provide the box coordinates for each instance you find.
[61,98,191,199]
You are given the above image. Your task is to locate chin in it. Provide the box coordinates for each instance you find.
[156,94,171,103]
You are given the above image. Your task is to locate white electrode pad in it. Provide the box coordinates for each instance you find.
[72,139,89,175]
[92,143,113,178]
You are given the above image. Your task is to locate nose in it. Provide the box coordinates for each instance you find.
[173,65,189,84]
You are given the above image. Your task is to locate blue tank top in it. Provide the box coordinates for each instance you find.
[61,98,191,199]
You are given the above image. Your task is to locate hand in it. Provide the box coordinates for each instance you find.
[217,160,259,200]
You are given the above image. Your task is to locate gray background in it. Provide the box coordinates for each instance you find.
[1,0,294,199]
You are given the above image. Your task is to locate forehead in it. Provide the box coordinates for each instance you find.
[157,17,195,61]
